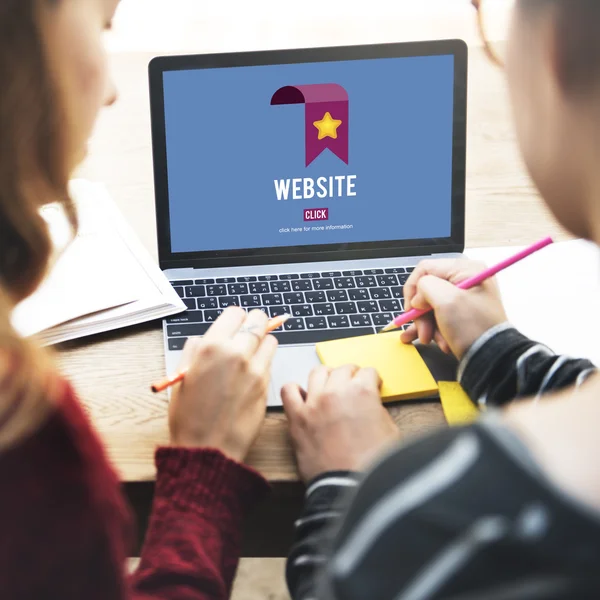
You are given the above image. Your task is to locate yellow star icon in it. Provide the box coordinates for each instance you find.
[313,111,342,140]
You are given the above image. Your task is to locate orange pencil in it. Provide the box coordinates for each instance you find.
[151,313,290,393]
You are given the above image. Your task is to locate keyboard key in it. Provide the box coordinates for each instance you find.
[256,306,269,315]
[321,271,342,278]
[306,316,327,329]
[241,295,261,307]
[351,314,372,327]
[356,276,376,288]
[327,290,348,302]
[258,275,279,281]
[216,277,236,283]
[167,323,210,337]
[262,294,283,306]
[292,305,313,317]
[292,280,313,292]
[358,301,379,313]
[279,274,300,280]
[384,268,406,274]
[406,267,415,273]
[398,274,410,285]
[305,291,326,303]
[342,270,363,276]
[195,278,215,285]
[167,311,205,324]
[183,298,196,310]
[185,285,206,298]
[372,313,394,327]
[391,287,404,299]
[334,277,356,289]
[377,275,398,287]
[335,302,358,315]
[204,309,223,322]
[167,310,204,325]
[283,292,304,305]
[300,272,321,279]
[269,305,290,318]
[284,318,306,331]
[363,269,384,275]
[219,296,240,308]
[370,288,391,300]
[228,283,248,295]
[313,278,334,290]
[270,281,291,293]
[168,338,188,351]
[173,280,194,286]
[380,299,402,312]
[328,315,350,328]
[250,282,269,294]
[349,289,369,301]
[197,297,218,310]
[314,303,335,316]
[272,328,372,345]
[174,287,184,298]
[207,285,226,296]
[236,276,257,282]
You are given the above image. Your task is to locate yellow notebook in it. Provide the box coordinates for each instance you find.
[315,333,438,403]
[438,381,480,426]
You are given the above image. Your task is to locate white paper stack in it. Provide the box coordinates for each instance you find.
[11,180,186,345]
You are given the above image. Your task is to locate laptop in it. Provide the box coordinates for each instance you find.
[149,40,468,407]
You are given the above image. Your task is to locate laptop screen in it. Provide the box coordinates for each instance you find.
[162,53,456,255]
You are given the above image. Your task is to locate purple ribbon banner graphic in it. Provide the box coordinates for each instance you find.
[271,84,349,167]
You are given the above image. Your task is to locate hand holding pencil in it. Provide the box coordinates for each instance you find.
[163,307,284,462]
[397,238,553,359]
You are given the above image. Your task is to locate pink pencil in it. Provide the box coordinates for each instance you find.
[380,236,554,333]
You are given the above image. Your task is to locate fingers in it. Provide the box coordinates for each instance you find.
[281,383,305,420]
[415,314,436,346]
[404,259,486,309]
[326,364,359,390]
[307,365,331,398]
[400,321,450,353]
[203,306,247,341]
[251,334,279,374]
[414,275,462,314]
[353,367,382,391]
[230,309,270,357]
[434,331,451,354]
[178,336,202,371]
[400,324,417,345]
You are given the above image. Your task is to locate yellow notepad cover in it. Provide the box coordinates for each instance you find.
[316,333,438,403]
[438,381,480,425]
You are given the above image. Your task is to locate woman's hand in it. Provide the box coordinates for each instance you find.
[281,365,399,483]
[400,258,508,359]
[169,307,278,462]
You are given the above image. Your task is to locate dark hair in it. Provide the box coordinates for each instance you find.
[520,0,600,93]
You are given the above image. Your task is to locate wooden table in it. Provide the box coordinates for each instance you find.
[59,46,568,556]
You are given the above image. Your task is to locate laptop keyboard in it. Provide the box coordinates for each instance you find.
[165,267,416,350]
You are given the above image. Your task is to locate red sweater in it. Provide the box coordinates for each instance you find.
[0,378,269,599]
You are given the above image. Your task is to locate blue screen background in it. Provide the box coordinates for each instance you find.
[163,55,455,253]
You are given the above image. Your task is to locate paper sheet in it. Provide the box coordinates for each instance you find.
[466,239,600,367]
[11,180,185,343]
[11,192,141,337]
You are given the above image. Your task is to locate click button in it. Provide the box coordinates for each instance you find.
[304,208,329,222]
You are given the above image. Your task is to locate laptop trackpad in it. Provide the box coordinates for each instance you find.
[268,345,321,407]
